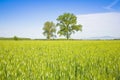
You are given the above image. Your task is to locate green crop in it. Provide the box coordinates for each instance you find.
[0,40,120,80]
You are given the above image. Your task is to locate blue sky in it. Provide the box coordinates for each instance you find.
[0,0,120,39]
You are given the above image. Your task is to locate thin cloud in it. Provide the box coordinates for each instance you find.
[104,0,119,10]
[75,12,120,39]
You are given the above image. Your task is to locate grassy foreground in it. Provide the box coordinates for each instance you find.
[0,40,120,80]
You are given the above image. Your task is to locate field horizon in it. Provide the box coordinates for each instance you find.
[0,0,120,79]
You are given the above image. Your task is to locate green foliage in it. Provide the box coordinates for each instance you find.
[0,40,120,80]
[57,13,82,39]
[43,21,56,39]
[0,37,31,40]
[13,36,18,40]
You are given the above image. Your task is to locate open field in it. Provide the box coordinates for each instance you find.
[0,40,120,80]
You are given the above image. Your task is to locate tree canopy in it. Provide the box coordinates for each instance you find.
[43,21,56,39]
[57,13,82,39]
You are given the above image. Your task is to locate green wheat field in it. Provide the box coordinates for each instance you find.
[0,40,120,80]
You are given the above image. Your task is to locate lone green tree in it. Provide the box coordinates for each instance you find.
[13,36,18,40]
[13,36,19,40]
[57,13,82,39]
[43,21,56,39]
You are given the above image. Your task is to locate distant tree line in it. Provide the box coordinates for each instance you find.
[0,36,31,40]
[43,13,82,40]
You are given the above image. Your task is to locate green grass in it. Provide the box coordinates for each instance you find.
[0,40,120,80]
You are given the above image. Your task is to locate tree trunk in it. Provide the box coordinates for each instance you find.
[67,32,69,40]
[66,25,69,40]
[47,34,50,40]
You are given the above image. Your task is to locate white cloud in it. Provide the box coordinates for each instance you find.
[71,12,120,39]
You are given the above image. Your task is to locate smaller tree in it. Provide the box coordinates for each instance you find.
[43,21,56,39]
[13,36,18,40]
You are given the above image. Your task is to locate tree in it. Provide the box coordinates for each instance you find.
[13,36,18,40]
[57,13,82,39]
[43,21,56,39]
